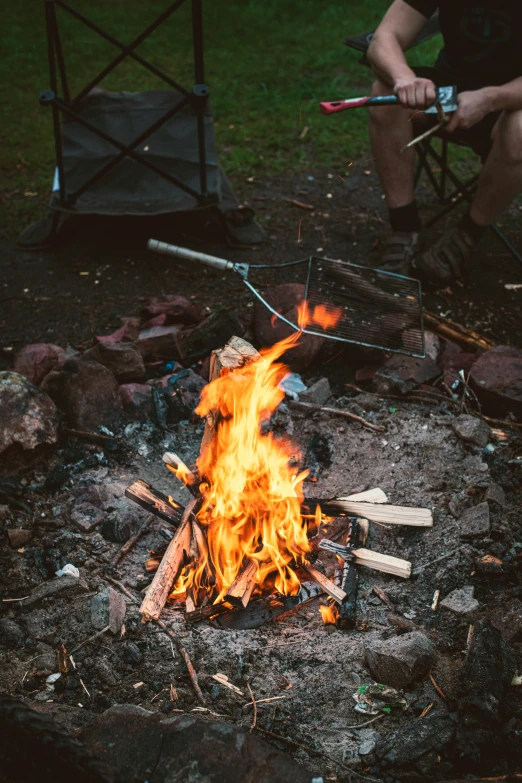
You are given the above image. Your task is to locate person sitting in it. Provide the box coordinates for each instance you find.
[366,0,522,285]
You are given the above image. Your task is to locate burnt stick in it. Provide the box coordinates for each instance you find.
[337,518,368,629]
[125,479,183,526]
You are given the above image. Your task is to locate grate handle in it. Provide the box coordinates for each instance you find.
[147,239,235,272]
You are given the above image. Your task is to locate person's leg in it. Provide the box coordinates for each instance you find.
[368,78,418,209]
[414,109,522,285]
[469,109,522,225]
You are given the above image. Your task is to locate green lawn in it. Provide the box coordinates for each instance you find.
[1,0,444,237]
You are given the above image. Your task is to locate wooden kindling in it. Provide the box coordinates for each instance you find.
[310,499,433,527]
[162,452,199,496]
[139,497,196,622]
[302,563,347,604]
[125,479,183,526]
[225,559,258,608]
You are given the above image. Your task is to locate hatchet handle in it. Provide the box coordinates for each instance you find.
[320,94,399,115]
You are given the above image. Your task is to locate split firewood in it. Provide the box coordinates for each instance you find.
[199,336,260,467]
[307,498,432,527]
[336,518,369,629]
[185,587,196,614]
[125,479,183,526]
[302,563,347,604]
[319,539,411,579]
[139,498,196,622]
[225,559,258,608]
[424,311,495,352]
[342,488,388,504]
[162,452,199,496]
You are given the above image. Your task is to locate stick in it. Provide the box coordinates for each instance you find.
[111,515,154,568]
[139,498,195,622]
[424,311,495,352]
[337,519,368,629]
[402,119,445,151]
[125,479,183,526]
[185,602,233,624]
[288,400,385,432]
[105,576,207,705]
[281,196,314,210]
[302,563,347,604]
[247,682,257,731]
[162,452,199,496]
[345,714,385,729]
[429,672,446,699]
[225,559,258,608]
[372,585,394,612]
[65,428,116,444]
[69,625,110,655]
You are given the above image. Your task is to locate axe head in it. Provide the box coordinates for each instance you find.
[425,85,458,114]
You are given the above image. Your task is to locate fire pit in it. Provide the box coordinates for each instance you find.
[124,326,432,632]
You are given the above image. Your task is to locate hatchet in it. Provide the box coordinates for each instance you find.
[320,85,457,116]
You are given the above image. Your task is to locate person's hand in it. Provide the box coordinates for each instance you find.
[445,88,493,132]
[393,76,437,110]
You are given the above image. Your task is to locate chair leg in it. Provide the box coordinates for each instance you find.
[490,224,522,266]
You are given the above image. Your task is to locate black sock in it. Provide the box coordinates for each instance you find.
[388,201,421,233]
[458,211,487,244]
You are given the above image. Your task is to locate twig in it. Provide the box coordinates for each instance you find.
[429,673,446,700]
[281,196,314,210]
[79,678,91,699]
[372,586,394,611]
[110,514,154,567]
[412,551,454,575]
[247,682,257,732]
[345,714,385,729]
[2,596,31,603]
[402,119,445,151]
[69,625,110,655]
[65,428,116,444]
[105,576,206,705]
[474,412,522,430]
[254,727,382,782]
[288,400,385,432]
[419,703,433,718]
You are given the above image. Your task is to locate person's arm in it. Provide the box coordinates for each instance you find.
[446,77,522,132]
[367,0,438,109]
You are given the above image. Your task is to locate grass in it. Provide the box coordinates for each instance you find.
[1,0,446,237]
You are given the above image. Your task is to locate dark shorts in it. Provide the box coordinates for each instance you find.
[414,65,501,161]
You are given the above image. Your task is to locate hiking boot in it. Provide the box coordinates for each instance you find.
[412,226,476,286]
[378,232,420,275]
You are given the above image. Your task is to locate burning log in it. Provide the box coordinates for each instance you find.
[185,602,232,624]
[319,538,411,579]
[306,498,432,527]
[214,582,323,630]
[162,452,199,496]
[125,479,183,526]
[139,498,196,622]
[336,518,369,629]
[225,559,258,608]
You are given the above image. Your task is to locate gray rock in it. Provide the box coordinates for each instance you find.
[485,482,506,508]
[0,618,25,649]
[300,377,331,406]
[0,371,61,454]
[459,502,490,539]
[70,502,104,534]
[91,587,126,634]
[122,640,142,664]
[84,342,145,384]
[357,728,381,756]
[92,658,119,686]
[440,585,479,615]
[80,704,312,783]
[364,631,436,689]
[35,642,56,670]
[452,414,491,448]
[375,713,454,768]
[373,355,440,396]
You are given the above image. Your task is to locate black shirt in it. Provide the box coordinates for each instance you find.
[404,1,522,87]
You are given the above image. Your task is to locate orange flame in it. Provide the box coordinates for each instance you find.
[296,301,342,332]
[320,603,338,625]
[170,300,340,605]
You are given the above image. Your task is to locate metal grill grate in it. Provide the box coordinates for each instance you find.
[301,257,424,357]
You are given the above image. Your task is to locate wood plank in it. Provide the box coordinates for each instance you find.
[302,563,347,604]
[225,559,258,608]
[125,480,183,526]
[311,499,432,527]
[139,499,195,622]
[341,488,388,504]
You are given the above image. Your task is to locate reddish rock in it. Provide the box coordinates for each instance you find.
[41,359,123,431]
[7,529,33,548]
[85,342,145,383]
[177,310,243,363]
[140,313,168,329]
[13,343,64,386]
[355,366,377,383]
[96,317,140,345]
[136,326,183,362]
[119,383,153,418]
[142,295,204,325]
[0,372,61,454]
[470,345,522,418]
[438,341,478,387]
[70,502,104,533]
[198,355,211,381]
[254,283,324,371]
[160,369,206,411]
[373,354,440,395]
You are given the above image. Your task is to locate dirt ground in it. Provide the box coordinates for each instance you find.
[1,167,522,781]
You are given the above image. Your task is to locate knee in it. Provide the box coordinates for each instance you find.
[494,110,522,164]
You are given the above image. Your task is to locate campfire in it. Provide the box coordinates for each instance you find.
[125,310,432,629]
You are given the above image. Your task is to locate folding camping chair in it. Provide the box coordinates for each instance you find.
[344,17,522,266]
[18,0,263,248]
